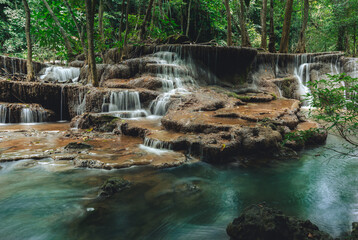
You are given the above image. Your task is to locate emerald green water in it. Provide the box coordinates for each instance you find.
[0,135,357,239]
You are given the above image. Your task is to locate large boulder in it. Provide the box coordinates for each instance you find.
[227,204,333,240]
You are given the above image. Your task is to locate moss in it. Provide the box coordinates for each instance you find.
[271,93,277,100]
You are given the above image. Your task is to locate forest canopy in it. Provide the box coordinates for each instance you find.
[1,0,357,61]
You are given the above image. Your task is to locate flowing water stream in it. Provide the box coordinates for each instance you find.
[0,135,357,240]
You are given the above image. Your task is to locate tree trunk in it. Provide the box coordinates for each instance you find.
[238,0,251,47]
[296,0,309,53]
[150,0,157,31]
[353,25,357,56]
[140,0,155,40]
[186,0,192,37]
[337,27,345,51]
[123,0,130,58]
[63,0,86,56]
[279,0,294,53]
[224,0,232,46]
[119,0,126,42]
[85,0,98,87]
[99,0,105,41]
[22,0,35,82]
[260,0,267,49]
[42,0,74,59]
[268,0,275,52]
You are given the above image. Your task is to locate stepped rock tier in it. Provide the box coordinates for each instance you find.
[1,45,354,169]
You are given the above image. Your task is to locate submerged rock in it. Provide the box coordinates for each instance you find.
[99,177,131,197]
[351,222,358,240]
[227,204,333,240]
[65,142,93,150]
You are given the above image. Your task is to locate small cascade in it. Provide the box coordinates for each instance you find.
[139,137,173,155]
[149,51,196,116]
[102,91,148,118]
[143,137,173,150]
[76,91,87,115]
[3,57,7,73]
[0,105,8,123]
[20,108,47,123]
[40,66,80,82]
[293,54,312,105]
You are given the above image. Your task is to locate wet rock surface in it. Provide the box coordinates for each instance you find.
[0,102,55,123]
[227,204,334,240]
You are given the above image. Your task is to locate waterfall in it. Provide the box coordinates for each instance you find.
[294,55,312,105]
[40,66,80,82]
[102,91,148,118]
[143,137,173,150]
[76,91,87,115]
[275,55,279,77]
[0,105,7,123]
[139,137,174,155]
[149,51,196,116]
[20,108,47,123]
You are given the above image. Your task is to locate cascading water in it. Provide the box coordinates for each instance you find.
[20,108,47,123]
[0,105,7,123]
[149,51,196,116]
[139,137,174,155]
[102,91,148,118]
[76,90,87,115]
[293,54,312,105]
[143,137,173,150]
[40,66,80,83]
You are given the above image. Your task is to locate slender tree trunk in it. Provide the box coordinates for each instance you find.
[224,0,232,46]
[268,0,275,52]
[260,0,267,49]
[150,0,157,31]
[63,0,86,56]
[296,0,309,53]
[337,27,345,51]
[279,0,294,53]
[119,0,126,42]
[159,0,164,18]
[123,0,130,54]
[99,0,105,41]
[140,0,155,40]
[22,0,35,82]
[186,0,192,37]
[353,25,357,56]
[85,0,98,87]
[42,0,74,59]
[238,0,251,47]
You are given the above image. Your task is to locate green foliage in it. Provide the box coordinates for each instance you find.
[282,128,325,146]
[307,73,358,146]
[1,0,358,59]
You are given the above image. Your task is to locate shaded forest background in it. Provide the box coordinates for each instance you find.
[1,0,357,62]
